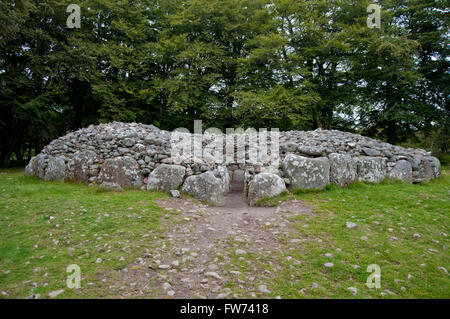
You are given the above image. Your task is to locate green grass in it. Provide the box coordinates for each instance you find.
[0,168,449,299]
[243,169,450,298]
[0,169,169,298]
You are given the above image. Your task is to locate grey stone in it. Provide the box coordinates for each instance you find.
[412,155,423,170]
[67,150,97,183]
[102,134,113,141]
[147,164,186,191]
[247,173,286,206]
[383,150,393,158]
[144,133,163,146]
[258,285,271,294]
[280,142,297,153]
[297,146,326,156]
[158,264,170,269]
[346,221,357,229]
[48,289,64,298]
[215,165,231,194]
[328,153,358,187]
[31,154,47,179]
[167,290,175,297]
[98,156,143,189]
[282,154,330,191]
[122,138,135,147]
[413,158,433,183]
[205,271,222,280]
[118,147,130,155]
[347,287,358,296]
[25,157,36,177]
[427,156,441,179]
[438,266,448,274]
[44,156,67,182]
[181,171,226,206]
[169,190,180,198]
[144,133,157,144]
[389,160,412,182]
[216,292,230,299]
[356,157,386,183]
[362,147,381,156]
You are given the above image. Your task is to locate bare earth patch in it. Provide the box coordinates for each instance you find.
[103,190,314,298]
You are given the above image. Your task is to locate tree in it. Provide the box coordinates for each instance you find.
[0,0,447,165]
[158,0,278,130]
[396,0,449,150]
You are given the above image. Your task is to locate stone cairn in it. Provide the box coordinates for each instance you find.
[25,122,441,206]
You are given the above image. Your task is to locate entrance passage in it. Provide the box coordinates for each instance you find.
[231,180,245,192]
[223,180,248,208]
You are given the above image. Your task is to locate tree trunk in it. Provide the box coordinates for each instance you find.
[0,151,11,167]
[386,121,397,145]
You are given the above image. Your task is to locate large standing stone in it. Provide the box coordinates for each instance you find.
[389,160,412,183]
[328,153,358,187]
[181,171,226,206]
[247,173,286,206]
[44,156,67,182]
[67,150,97,183]
[25,157,36,177]
[147,164,186,191]
[98,156,143,189]
[412,157,433,183]
[214,165,231,194]
[31,154,47,179]
[426,156,441,179]
[356,157,386,183]
[282,154,330,191]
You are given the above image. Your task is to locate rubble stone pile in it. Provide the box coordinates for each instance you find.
[25,122,441,206]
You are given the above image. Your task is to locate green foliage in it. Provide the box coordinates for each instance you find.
[0,0,448,165]
[234,85,319,130]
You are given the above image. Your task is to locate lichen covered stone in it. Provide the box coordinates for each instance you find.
[147,164,186,191]
[181,171,226,206]
[356,157,386,183]
[282,154,330,191]
[98,156,143,189]
[247,173,286,206]
[328,153,358,187]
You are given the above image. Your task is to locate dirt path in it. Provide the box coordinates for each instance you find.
[106,187,314,299]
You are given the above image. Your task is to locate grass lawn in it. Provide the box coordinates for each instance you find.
[230,169,449,298]
[0,167,449,299]
[0,168,170,298]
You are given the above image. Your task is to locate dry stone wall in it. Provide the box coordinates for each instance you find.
[25,122,441,206]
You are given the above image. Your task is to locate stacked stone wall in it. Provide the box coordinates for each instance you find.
[25,122,441,206]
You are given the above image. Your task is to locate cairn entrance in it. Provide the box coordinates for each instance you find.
[226,164,252,207]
